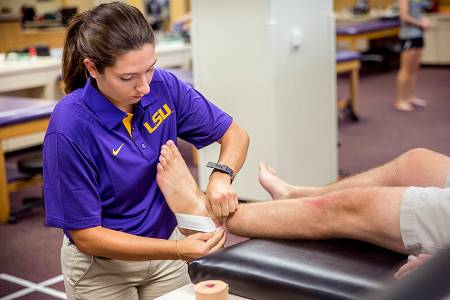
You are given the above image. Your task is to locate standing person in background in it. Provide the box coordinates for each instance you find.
[395,0,431,112]
[43,2,249,299]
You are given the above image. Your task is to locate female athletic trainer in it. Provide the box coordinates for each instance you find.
[43,2,249,299]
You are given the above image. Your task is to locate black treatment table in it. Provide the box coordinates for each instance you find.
[189,238,407,300]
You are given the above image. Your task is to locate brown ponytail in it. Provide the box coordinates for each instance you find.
[62,2,155,94]
[62,13,87,94]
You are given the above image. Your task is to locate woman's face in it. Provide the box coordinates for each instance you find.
[88,43,157,113]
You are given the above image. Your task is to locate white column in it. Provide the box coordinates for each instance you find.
[192,0,337,201]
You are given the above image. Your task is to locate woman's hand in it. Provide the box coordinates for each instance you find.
[205,172,238,225]
[420,18,431,30]
[177,228,226,262]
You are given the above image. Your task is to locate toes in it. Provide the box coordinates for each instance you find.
[159,156,168,169]
[411,98,427,107]
[259,161,266,172]
[267,163,276,175]
[260,161,275,176]
[161,145,172,160]
[167,140,182,159]
[157,162,164,173]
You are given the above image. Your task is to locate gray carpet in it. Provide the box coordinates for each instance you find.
[338,66,450,175]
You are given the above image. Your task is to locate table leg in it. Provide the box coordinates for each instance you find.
[350,67,359,116]
[0,142,10,223]
[43,79,57,100]
[350,38,358,52]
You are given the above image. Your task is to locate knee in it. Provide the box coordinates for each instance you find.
[309,190,364,236]
[398,148,434,167]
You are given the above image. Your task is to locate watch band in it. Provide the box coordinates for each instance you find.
[206,162,235,183]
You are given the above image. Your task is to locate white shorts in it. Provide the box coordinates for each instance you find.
[400,171,450,255]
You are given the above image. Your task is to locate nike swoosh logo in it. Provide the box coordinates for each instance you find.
[112,143,124,156]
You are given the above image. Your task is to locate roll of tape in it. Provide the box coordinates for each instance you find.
[194,280,228,300]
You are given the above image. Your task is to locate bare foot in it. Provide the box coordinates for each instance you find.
[156,140,209,219]
[258,161,294,200]
[411,97,427,107]
[394,101,414,112]
[258,162,321,199]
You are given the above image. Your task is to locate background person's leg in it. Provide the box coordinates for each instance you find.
[395,48,418,111]
[262,148,450,199]
[408,48,428,107]
[227,187,408,254]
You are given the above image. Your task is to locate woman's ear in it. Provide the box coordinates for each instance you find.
[83,58,98,79]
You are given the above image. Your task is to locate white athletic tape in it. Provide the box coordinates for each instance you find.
[175,213,216,232]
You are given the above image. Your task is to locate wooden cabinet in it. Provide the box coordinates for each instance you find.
[422,13,450,65]
[0,20,66,53]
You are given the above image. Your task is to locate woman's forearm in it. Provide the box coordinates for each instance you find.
[70,226,178,260]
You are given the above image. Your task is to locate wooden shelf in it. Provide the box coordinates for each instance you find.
[0,21,66,52]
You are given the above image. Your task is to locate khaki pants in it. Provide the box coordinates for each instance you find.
[61,229,190,300]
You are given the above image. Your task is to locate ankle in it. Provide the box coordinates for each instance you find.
[186,193,209,217]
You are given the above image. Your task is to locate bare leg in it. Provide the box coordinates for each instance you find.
[157,144,447,254]
[395,49,419,111]
[395,61,413,111]
[227,187,408,254]
[408,48,428,107]
[262,148,450,198]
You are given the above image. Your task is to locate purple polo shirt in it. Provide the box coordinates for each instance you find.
[43,69,232,241]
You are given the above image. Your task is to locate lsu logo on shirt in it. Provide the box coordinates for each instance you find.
[144,104,172,134]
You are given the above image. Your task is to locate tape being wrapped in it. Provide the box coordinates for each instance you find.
[175,213,216,232]
[194,280,228,300]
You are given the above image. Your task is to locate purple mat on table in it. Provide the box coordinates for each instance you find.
[336,19,400,35]
[0,96,55,127]
[337,50,362,63]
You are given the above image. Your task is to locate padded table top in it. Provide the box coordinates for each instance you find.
[336,19,400,35]
[336,50,362,63]
[0,96,55,127]
[189,238,406,300]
